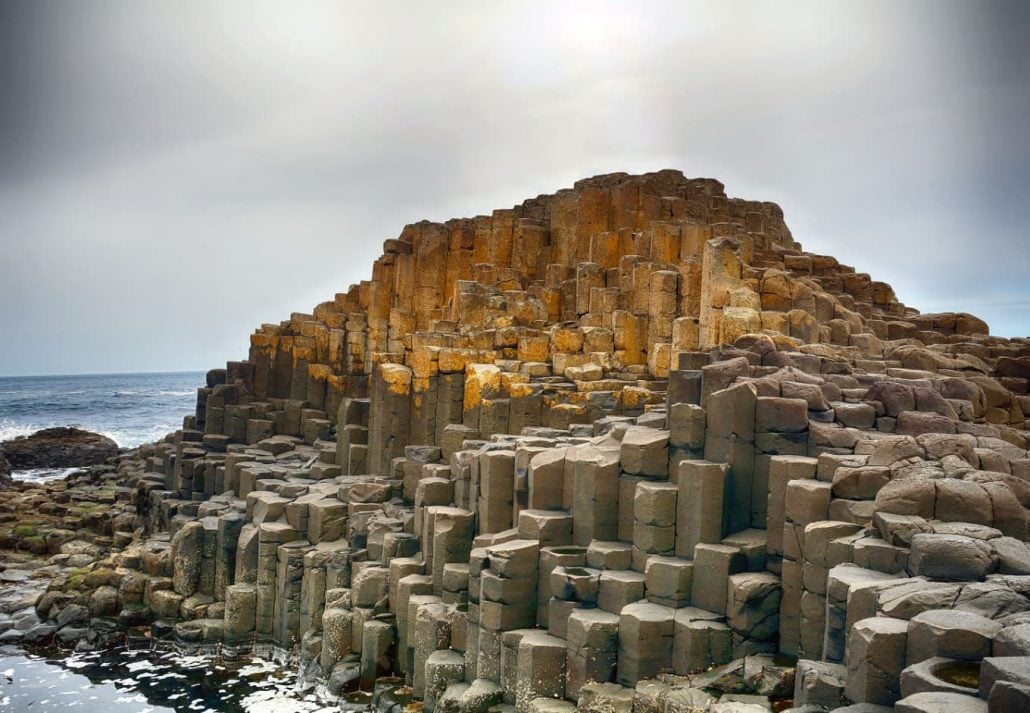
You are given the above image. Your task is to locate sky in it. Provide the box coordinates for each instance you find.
[1,1,1028,376]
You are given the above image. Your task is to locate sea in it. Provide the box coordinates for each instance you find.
[0,371,204,482]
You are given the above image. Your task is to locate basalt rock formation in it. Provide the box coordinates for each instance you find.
[7,170,1030,712]
[1,427,119,471]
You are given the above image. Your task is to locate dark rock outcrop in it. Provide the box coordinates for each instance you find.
[0,427,119,470]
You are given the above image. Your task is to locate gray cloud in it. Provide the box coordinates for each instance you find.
[1,0,1027,375]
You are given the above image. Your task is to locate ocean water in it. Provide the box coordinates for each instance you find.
[0,645,342,713]
[0,371,204,480]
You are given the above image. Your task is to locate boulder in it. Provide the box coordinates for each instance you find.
[793,659,846,709]
[988,681,1030,712]
[1,427,119,470]
[845,616,909,705]
[996,357,1030,379]
[867,435,925,466]
[908,534,997,581]
[906,609,1000,663]
[88,586,121,618]
[992,537,1030,574]
[933,480,993,527]
[865,382,915,418]
[56,603,89,629]
[878,580,963,620]
[896,411,956,437]
[954,581,1030,619]
[994,622,1030,656]
[980,656,1030,699]
[875,479,935,519]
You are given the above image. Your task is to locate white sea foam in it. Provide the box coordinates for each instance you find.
[98,425,180,449]
[0,420,40,442]
[11,467,81,483]
[0,418,180,450]
[114,389,195,398]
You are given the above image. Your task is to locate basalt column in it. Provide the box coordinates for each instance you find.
[369,363,413,477]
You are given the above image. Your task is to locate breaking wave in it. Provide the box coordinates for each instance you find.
[0,371,204,456]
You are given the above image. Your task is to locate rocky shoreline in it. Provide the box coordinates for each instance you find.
[2,171,1030,712]
[0,467,130,648]
[0,427,119,471]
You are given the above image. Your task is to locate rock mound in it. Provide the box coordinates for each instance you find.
[0,427,119,470]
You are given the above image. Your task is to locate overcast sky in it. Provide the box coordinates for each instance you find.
[1,1,1027,376]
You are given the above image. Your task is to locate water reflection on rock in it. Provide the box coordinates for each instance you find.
[0,644,342,713]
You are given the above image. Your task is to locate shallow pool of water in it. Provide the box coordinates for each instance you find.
[0,644,342,712]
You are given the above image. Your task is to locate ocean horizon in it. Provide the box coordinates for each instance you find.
[0,370,205,479]
[0,368,208,379]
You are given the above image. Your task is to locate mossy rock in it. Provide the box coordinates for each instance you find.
[21,535,47,554]
[64,569,89,590]
[13,524,38,538]
[44,529,74,554]
[83,567,117,588]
